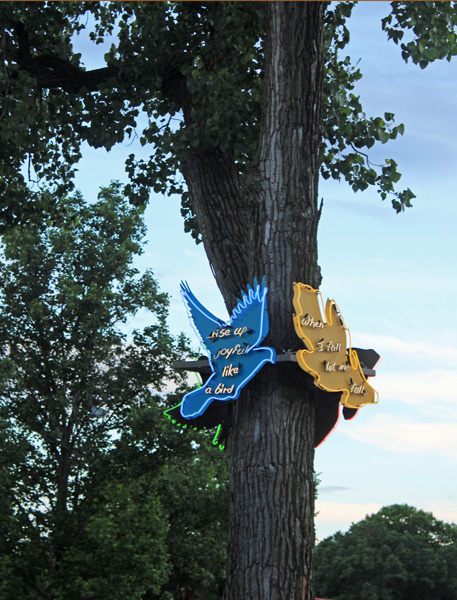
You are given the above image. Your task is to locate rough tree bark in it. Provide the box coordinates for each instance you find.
[183,3,324,599]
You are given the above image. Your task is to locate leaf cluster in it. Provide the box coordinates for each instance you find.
[0,2,86,223]
[382,1,457,69]
[322,2,415,213]
[315,504,457,600]
[116,1,264,216]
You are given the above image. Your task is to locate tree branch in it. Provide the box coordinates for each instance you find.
[11,19,118,92]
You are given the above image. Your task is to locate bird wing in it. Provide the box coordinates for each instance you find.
[228,277,269,352]
[180,281,228,352]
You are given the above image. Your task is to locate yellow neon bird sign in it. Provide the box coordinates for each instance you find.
[292,283,378,409]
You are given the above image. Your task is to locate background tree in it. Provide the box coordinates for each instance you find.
[0,184,229,600]
[2,2,457,598]
[315,504,457,600]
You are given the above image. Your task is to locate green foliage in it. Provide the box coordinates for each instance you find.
[108,0,417,216]
[382,2,457,69]
[152,442,229,600]
[117,0,265,233]
[0,2,85,221]
[315,504,457,600]
[5,1,456,231]
[322,2,415,213]
[0,185,229,599]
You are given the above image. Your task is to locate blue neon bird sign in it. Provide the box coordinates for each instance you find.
[180,278,276,419]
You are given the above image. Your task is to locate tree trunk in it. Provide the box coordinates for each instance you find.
[225,5,324,599]
[225,366,317,600]
[183,3,324,598]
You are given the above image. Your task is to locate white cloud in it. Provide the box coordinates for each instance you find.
[343,414,457,461]
[375,368,457,407]
[422,500,457,525]
[315,501,383,540]
[353,332,457,366]
[319,485,355,494]
[348,331,457,414]
[316,500,382,523]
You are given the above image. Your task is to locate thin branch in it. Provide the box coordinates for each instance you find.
[350,142,384,169]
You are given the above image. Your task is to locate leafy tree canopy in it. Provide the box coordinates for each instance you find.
[3,1,457,233]
[0,183,228,600]
[315,504,457,600]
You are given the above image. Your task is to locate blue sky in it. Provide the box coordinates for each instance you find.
[72,2,457,541]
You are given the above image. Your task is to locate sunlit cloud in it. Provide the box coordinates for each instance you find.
[319,485,355,494]
[375,368,457,407]
[343,414,457,462]
[422,500,457,525]
[353,332,457,365]
[315,501,383,539]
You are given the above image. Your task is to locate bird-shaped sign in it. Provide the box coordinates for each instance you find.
[179,278,276,419]
[292,283,378,409]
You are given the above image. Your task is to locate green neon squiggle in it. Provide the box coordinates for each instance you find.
[212,424,222,445]
[163,382,225,450]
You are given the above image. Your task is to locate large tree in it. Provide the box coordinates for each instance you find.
[0,184,229,600]
[2,2,457,598]
[315,504,457,600]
